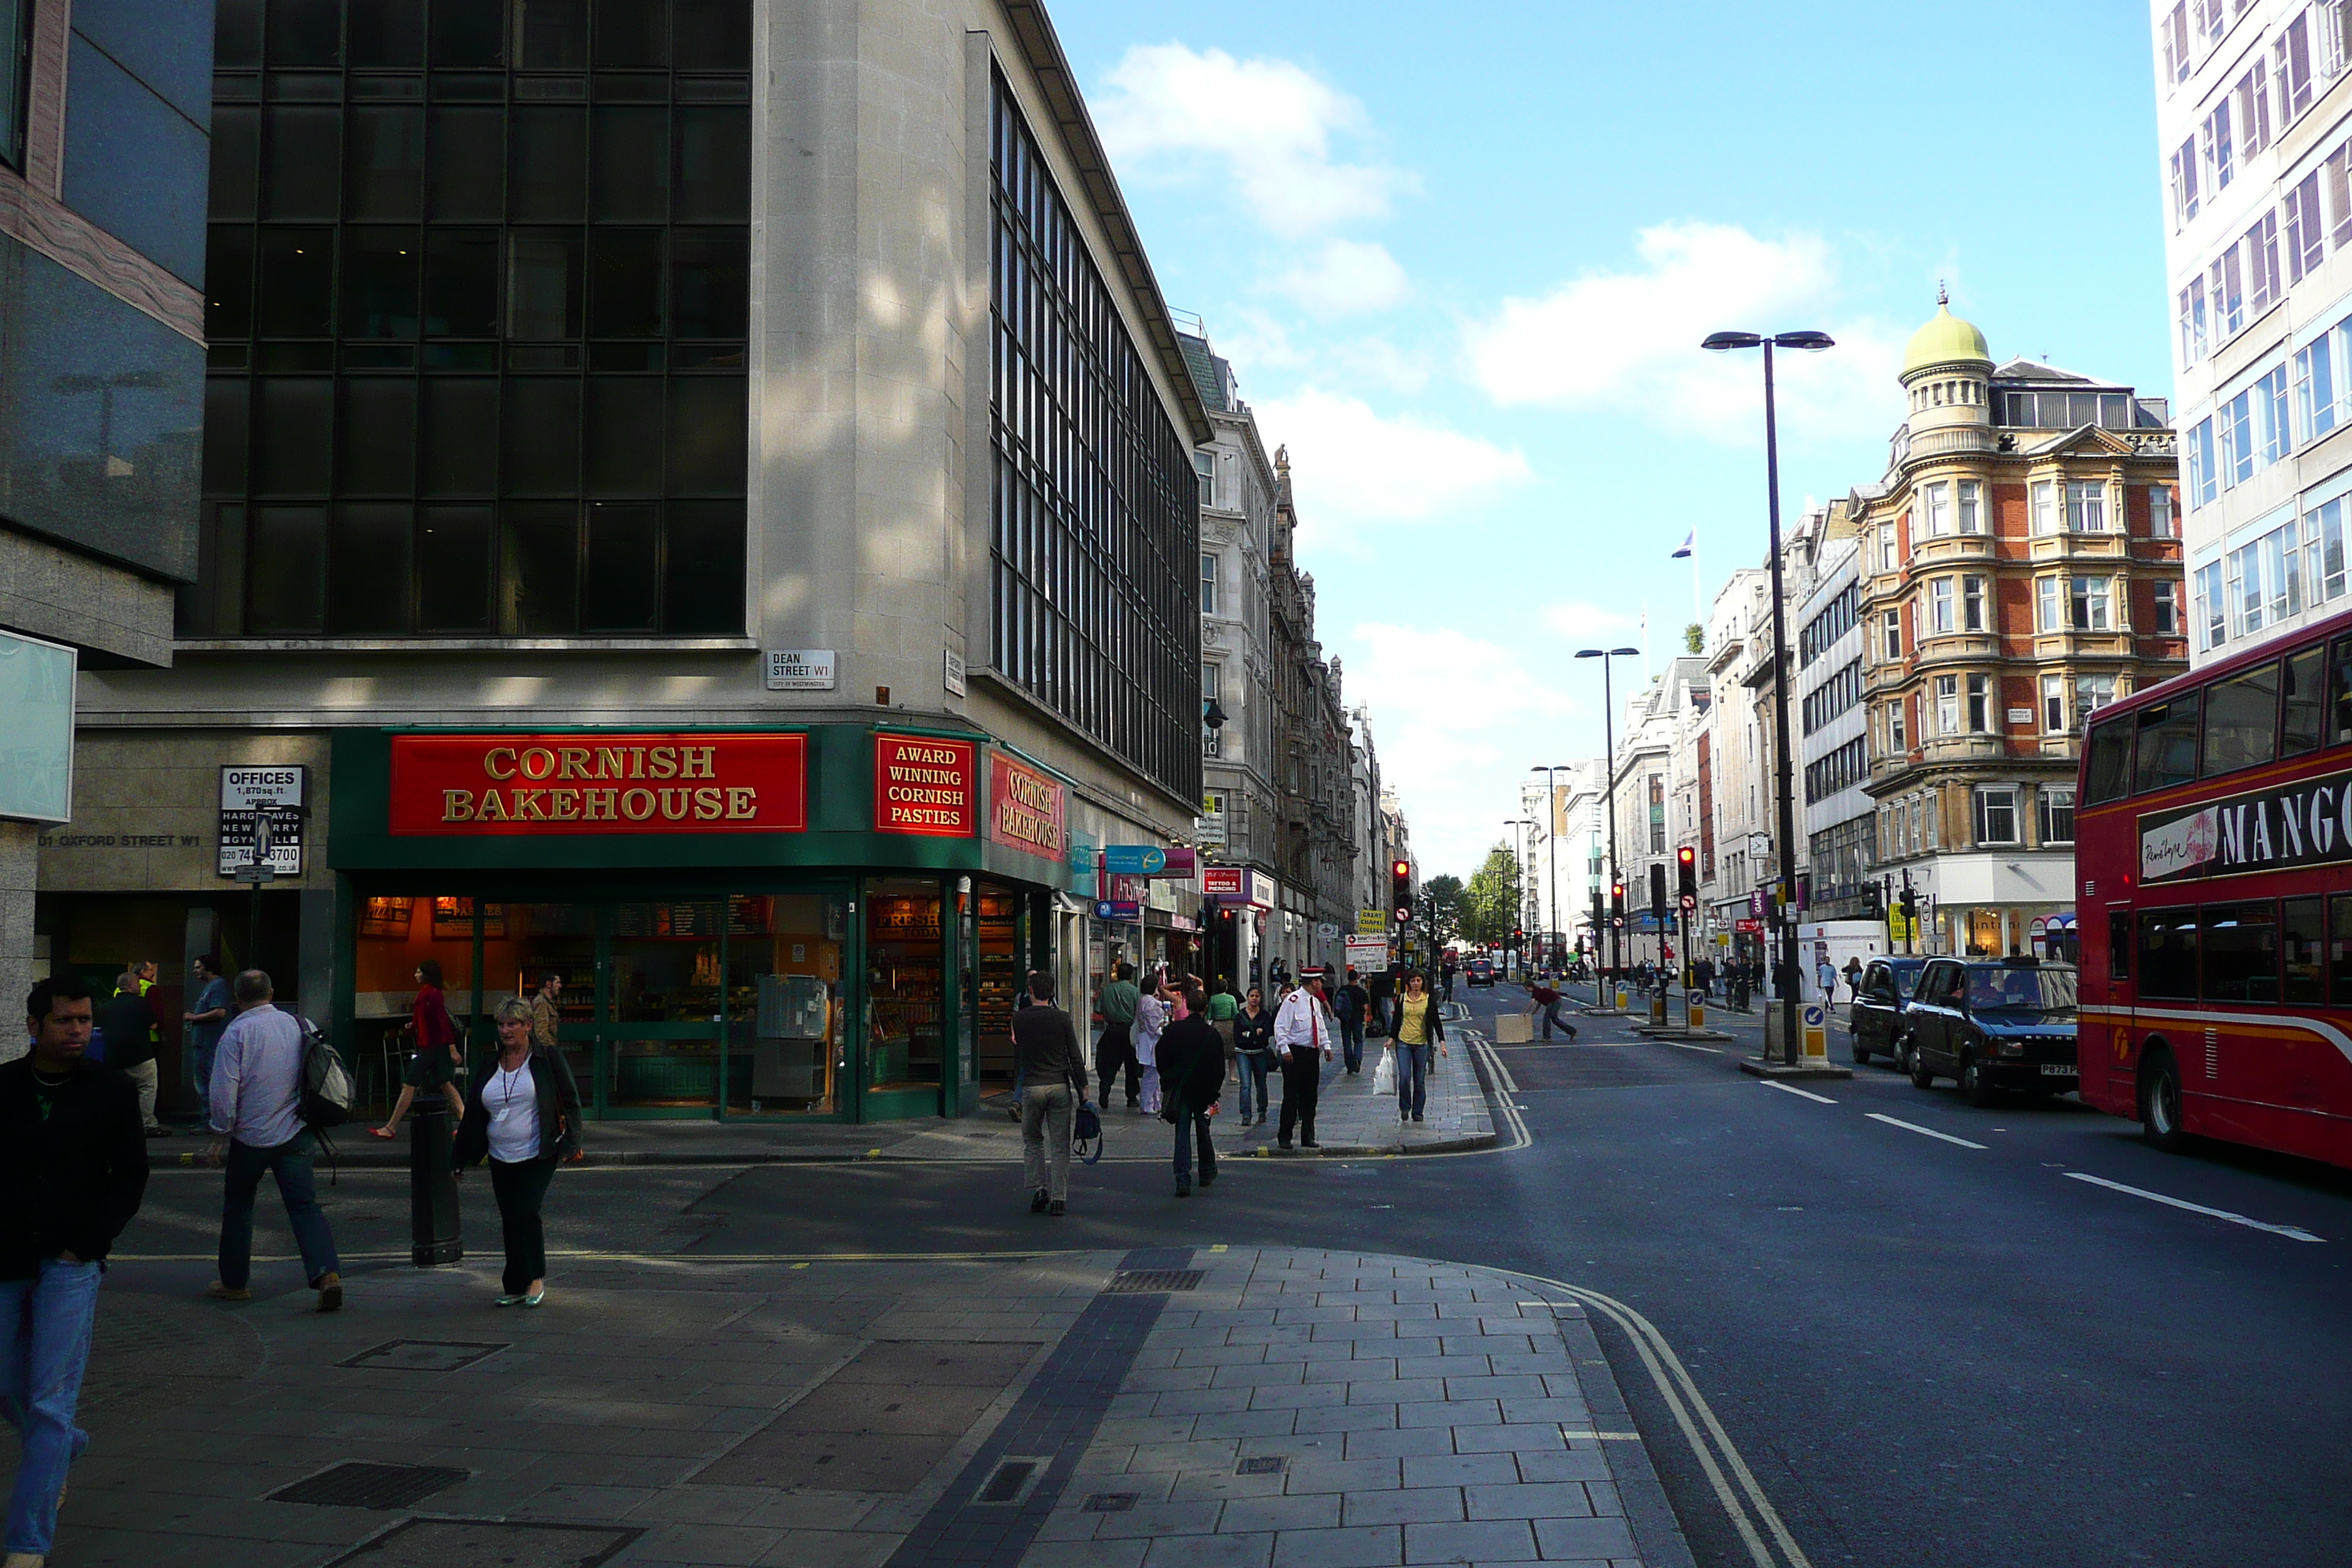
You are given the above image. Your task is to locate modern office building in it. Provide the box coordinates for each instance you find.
[2,0,212,1029]
[2152,0,2352,661]
[1793,524,1874,922]
[48,0,1210,1123]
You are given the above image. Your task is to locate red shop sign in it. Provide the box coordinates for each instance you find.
[1202,867,1245,897]
[875,734,976,836]
[989,753,1065,860]
[389,733,808,835]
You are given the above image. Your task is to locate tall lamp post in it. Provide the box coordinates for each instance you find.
[1574,647,1641,990]
[1502,818,1533,967]
[1700,328,1835,1066]
[1530,764,1577,969]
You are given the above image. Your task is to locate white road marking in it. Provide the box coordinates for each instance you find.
[1760,1081,1836,1104]
[1865,1112,1986,1150]
[2064,1171,2325,1243]
[1656,1039,1723,1053]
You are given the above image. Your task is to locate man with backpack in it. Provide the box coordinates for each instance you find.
[1331,968,1370,1074]
[205,970,342,1313]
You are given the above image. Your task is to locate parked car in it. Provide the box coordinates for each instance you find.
[1901,957,2080,1106]
[1467,957,1496,988]
[1849,956,1929,1067]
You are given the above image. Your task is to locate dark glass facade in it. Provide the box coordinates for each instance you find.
[987,69,1200,806]
[189,0,750,637]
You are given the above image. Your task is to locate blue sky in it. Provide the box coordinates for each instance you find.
[1051,0,2169,883]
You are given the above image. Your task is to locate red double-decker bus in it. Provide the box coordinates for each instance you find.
[2074,603,2352,1167]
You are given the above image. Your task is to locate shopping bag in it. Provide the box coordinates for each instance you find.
[1371,1046,1395,1096]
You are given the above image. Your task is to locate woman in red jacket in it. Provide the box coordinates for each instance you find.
[373,959,467,1138]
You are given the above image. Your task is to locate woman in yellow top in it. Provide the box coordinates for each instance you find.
[1385,971,1447,1124]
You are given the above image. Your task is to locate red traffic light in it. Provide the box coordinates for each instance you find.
[1391,859,1410,879]
[1677,845,1695,868]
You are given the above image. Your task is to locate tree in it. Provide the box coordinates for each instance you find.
[1456,847,1521,945]
[1684,622,1703,655]
[1423,874,1465,945]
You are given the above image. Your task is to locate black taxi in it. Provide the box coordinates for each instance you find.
[1902,957,2079,1106]
[1848,956,1929,1068]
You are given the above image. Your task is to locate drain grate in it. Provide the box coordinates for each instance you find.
[1084,1493,1139,1513]
[974,1456,1045,1506]
[1104,1269,1203,1294]
[270,1461,470,1510]
[338,1340,508,1373]
[321,1518,641,1567]
[1235,1455,1287,1476]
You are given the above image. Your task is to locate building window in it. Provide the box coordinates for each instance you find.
[2071,576,2113,631]
[0,0,25,170]
[2077,673,2118,726]
[990,71,1199,802]
[1974,786,2019,846]
[1929,576,1953,633]
[1923,481,1950,537]
[2258,365,2291,466]
[2042,673,2067,733]
[2187,418,2217,508]
[1882,607,1901,660]
[2065,480,2106,532]
[1958,480,1982,535]
[2296,335,2337,441]
[2030,480,2059,535]
[2245,211,2282,315]
[1199,551,1218,616]
[2171,135,2201,228]
[1887,699,1907,750]
[1877,522,1897,571]
[2037,575,2061,632]
[1194,451,1215,508]
[2038,787,2076,845]
[2149,485,2176,538]
[2153,576,2180,633]
[2311,496,2349,600]
[1934,674,1959,736]
[1202,661,1221,756]
[2162,2,2190,85]
[2280,11,2315,121]
[2210,247,2245,340]
[1961,574,1985,632]
[1967,672,1990,732]
[1648,773,1666,853]
[2287,170,2326,280]
[2195,559,2225,649]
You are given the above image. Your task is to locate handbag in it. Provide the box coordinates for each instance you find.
[1072,1099,1102,1165]
[1371,1046,1395,1096]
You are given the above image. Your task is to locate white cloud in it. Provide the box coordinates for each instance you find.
[1094,44,1411,236]
[1273,239,1411,317]
[1463,221,1904,443]
[1256,388,1530,547]
[1542,602,1641,642]
[1343,623,1574,878]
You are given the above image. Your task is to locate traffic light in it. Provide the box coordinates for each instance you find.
[1391,858,1412,923]
[1676,845,1697,900]
[1610,878,1625,930]
[1510,927,1525,951]
[1648,863,1667,920]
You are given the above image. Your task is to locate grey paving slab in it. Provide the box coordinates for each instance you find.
[1338,1488,1466,1527]
[1268,1523,1406,1568]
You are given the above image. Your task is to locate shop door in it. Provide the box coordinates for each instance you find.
[603,900,725,1115]
[496,903,598,1109]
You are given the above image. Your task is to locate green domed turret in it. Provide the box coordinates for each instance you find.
[1902,300,1991,379]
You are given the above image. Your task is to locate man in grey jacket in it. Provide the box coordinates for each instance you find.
[1011,971,1088,1217]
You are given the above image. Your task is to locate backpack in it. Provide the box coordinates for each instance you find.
[298,1017,355,1130]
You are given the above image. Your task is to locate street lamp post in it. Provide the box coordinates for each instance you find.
[1574,647,1641,994]
[1700,328,1835,1066]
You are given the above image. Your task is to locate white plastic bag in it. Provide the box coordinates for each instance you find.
[1371,1046,1396,1096]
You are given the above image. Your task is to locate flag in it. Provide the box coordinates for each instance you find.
[1670,529,1695,559]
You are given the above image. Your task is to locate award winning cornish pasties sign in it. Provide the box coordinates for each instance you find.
[389,734,808,834]
[875,734,976,836]
[2139,764,2352,885]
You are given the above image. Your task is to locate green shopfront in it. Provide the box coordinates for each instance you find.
[327,723,1080,1122]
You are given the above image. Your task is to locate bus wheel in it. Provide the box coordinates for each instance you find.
[2141,1049,2189,1154]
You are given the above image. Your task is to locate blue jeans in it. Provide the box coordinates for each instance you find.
[189,1033,221,1117]
[1235,1052,1271,1119]
[1396,1043,1430,1118]
[220,1134,341,1291]
[0,1257,100,1555]
[1339,1018,1365,1072]
[1172,1104,1215,1187]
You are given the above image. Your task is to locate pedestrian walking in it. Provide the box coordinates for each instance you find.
[1842,956,1864,1007]
[1205,978,1239,1055]
[1232,986,1275,1125]
[97,971,169,1137]
[453,996,584,1308]
[1439,957,1458,1002]
[1093,963,1142,1110]
[1695,957,1716,1001]
[373,959,465,1139]
[1815,951,1839,1003]
[1010,972,1085,1217]
[528,973,564,1053]
[1157,985,1225,1196]
[1273,970,1335,1150]
[1134,971,1171,1117]
[2,976,148,1568]
[181,954,230,1121]
[1332,968,1369,1074]
[1387,971,1447,1123]
[1526,976,1577,1042]
[206,970,342,1312]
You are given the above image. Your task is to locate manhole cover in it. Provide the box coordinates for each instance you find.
[271,1461,470,1510]
[324,1519,641,1567]
[1104,1270,1202,1294]
[1084,1493,1139,1513]
[339,1341,508,1373]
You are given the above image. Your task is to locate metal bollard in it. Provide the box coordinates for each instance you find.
[410,1102,464,1266]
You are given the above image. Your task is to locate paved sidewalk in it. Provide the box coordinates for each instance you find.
[45,1246,1686,1567]
[1218,1023,1496,1158]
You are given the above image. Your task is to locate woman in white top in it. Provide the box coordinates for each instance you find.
[1132,971,1172,1116]
[453,996,584,1306]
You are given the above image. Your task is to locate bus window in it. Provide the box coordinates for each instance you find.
[2332,894,2352,1001]
[2200,662,2280,777]
[2202,902,2280,1004]
[2282,645,2326,757]
[2107,910,2130,982]
[2138,908,2198,999]
[2084,717,2133,804]
[2284,897,2324,1003]
[2334,636,2352,747]
[2133,692,2201,794]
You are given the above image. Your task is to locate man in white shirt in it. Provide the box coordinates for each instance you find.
[206,970,342,1312]
[1272,970,1335,1150]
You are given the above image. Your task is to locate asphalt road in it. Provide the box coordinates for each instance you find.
[116,981,2352,1567]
